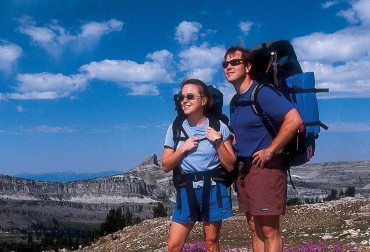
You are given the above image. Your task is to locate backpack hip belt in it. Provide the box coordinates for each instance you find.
[237,155,285,175]
[174,166,226,221]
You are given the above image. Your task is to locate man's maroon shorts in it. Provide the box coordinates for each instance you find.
[236,162,287,215]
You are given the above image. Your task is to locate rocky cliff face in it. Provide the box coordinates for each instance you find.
[288,160,370,199]
[0,154,174,231]
[0,154,174,204]
[0,156,369,233]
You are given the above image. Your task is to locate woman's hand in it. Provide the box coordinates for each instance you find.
[205,127,222,144]
[181,135,199,152]
[162,135,199,173]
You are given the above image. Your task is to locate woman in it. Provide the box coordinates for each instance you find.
[162,78,236,252]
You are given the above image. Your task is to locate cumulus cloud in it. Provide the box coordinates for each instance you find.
[79,50,175,95]
[178,43,225,83]
[146,50,174,68]
[239,21,253,35]
[292,0,370,98]
[17,16,123,56]
[0,40,22,74]
[79,19,123,38]
[80,59,173,83]
[4,49,174,99]
[126,83,159,96]
[8,73,88,99]
[175,21,203,45]
[293,28,370,63]
[338,0,370,26]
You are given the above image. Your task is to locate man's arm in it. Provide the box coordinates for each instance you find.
[252,108,303,167]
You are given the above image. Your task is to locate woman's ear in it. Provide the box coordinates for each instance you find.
[201,97,207,106]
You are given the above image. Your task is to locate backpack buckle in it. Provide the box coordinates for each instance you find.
[193,173,204,182]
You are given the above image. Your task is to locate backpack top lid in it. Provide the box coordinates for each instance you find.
[252,40,303,89]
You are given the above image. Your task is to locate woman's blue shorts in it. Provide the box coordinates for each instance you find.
[172,183,233,224]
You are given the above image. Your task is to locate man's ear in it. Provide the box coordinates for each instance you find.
[245,63,252,73]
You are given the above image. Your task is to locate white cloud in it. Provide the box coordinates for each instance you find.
[17,105,25,113]
[0,41,22,74]
[8,73,88,99]
[322,1,340,9]
[146,50,174,68]
[126,83,159,96]
[327,122,370,132]
[17,16,123,56]
[79,19,123,38]
[218,81,236,105]
[291,0,370,98]
[79,50,175,95]
[338,0,370,26]
[175,21,203,45]
[20,125,77,134]
[239,21,253,35]
[80,59,174,83]
[178,43,225,83]
[292,28,370,63]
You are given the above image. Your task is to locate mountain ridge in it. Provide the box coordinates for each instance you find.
[0,155,369,237]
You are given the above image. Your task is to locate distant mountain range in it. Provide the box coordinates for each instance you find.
[15,170,122,183]
[0,155,369,238]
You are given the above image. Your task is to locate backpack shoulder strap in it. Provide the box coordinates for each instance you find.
[251,83,277,137]
[208,115,221,131]
[172,116,188,149]
[230,93,255,114]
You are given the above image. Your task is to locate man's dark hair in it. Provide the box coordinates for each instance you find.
[224,45,255,79]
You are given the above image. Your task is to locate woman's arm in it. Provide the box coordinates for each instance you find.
[206,128,236,172]
[161,136,199,173]
[216,138,236,172]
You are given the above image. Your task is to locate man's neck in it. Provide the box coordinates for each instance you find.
[234,77,254,94]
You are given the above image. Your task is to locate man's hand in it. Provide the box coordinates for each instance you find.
[252,148,273,168]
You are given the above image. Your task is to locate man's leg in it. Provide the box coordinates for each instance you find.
[203,221,222,252]
[246,213,264,252]
[167,221,195,252]
[255,215,283,252]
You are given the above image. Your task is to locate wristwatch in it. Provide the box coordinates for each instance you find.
[214,137,222,145]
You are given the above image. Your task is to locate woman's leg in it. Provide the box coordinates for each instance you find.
[168,221,195,252]
[203,220,222,252]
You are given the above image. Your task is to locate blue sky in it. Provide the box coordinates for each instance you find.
[1,0,370,175]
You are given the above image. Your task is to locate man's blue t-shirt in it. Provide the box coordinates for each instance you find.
[230,81,294,158]
[164,118,230,173]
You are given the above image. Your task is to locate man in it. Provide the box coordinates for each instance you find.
[223,45,303,252]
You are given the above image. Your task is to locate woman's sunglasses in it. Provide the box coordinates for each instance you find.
[222,59,245,69]
[177,94,202,102]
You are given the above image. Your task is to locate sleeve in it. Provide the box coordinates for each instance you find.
[163,123,175,149]
[258,86,294,124]
[220,121,231,142]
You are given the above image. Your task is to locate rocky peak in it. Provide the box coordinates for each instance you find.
[137,154,159,167]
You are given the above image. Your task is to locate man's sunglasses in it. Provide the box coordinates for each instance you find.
[222,59,245,69]
[177,94,202,102]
